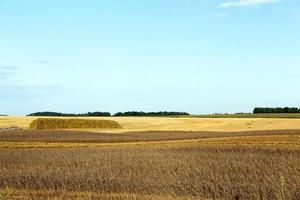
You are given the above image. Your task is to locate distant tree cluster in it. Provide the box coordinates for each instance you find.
[27,111,190,117]
[253,107,300,114]
[113,111,190,117]
[211,113,229,115]
[27,112,111,117]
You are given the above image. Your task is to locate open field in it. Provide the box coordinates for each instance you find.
[1,116,300,132]
[1,129,300,199]
[186,113,300,119]
[0,129,300,146]
[1,134,300,149]
[1,117,300,199]
[1,144,300,199]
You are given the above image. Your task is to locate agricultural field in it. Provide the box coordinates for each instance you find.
[2,115,300,132]
[186,113,300,119]
[2,0,298,199]
[0,116,300,199]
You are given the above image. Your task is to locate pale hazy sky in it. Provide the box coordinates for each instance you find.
[1,0,300,115]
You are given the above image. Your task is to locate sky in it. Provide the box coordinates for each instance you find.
[0,0,300,115]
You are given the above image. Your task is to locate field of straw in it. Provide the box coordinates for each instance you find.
[0,128,300,199]
[2,116,300,132]
[29,118,122,129]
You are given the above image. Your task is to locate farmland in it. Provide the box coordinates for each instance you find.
[186,113,300,119]
[1,142,300,199]
[1,116,300,199]
[2,115,300,132]
[2,0,298,199]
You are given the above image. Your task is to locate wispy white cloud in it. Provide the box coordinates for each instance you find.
[220,0,279,8]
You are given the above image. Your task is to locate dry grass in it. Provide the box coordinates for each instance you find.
[0,188,190,200]
[2,116,300,132]
[29,118,122,130]
[1,135,300,149]
[0,145,300,199]
[0,129,300,199]
[0,129,300,144]
[1,130,300,149]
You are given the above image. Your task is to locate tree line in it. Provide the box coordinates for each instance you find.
[27,112,111,117]
[27,111,190,117]
[253,107,300,114]
[113,111,190,116]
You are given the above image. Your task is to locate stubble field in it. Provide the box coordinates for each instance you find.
[2,116,300,132]
[1,116,300,199]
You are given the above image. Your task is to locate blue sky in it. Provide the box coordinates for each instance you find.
[0,0,299,115]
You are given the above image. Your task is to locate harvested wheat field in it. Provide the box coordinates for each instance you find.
[1,116,300,132]
[0,128,300,199]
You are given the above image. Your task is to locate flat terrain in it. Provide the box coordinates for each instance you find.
[2,116,300,132]
[1,129,300,199]
[0,129,300,147]
[186,113,300,118]
[1,116,300,199]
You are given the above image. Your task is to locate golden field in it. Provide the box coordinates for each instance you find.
[0,136,300,199]
[0,129,300,199]
[1,117,300,199]
[1,116,300,132]
[1,134,300,149]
